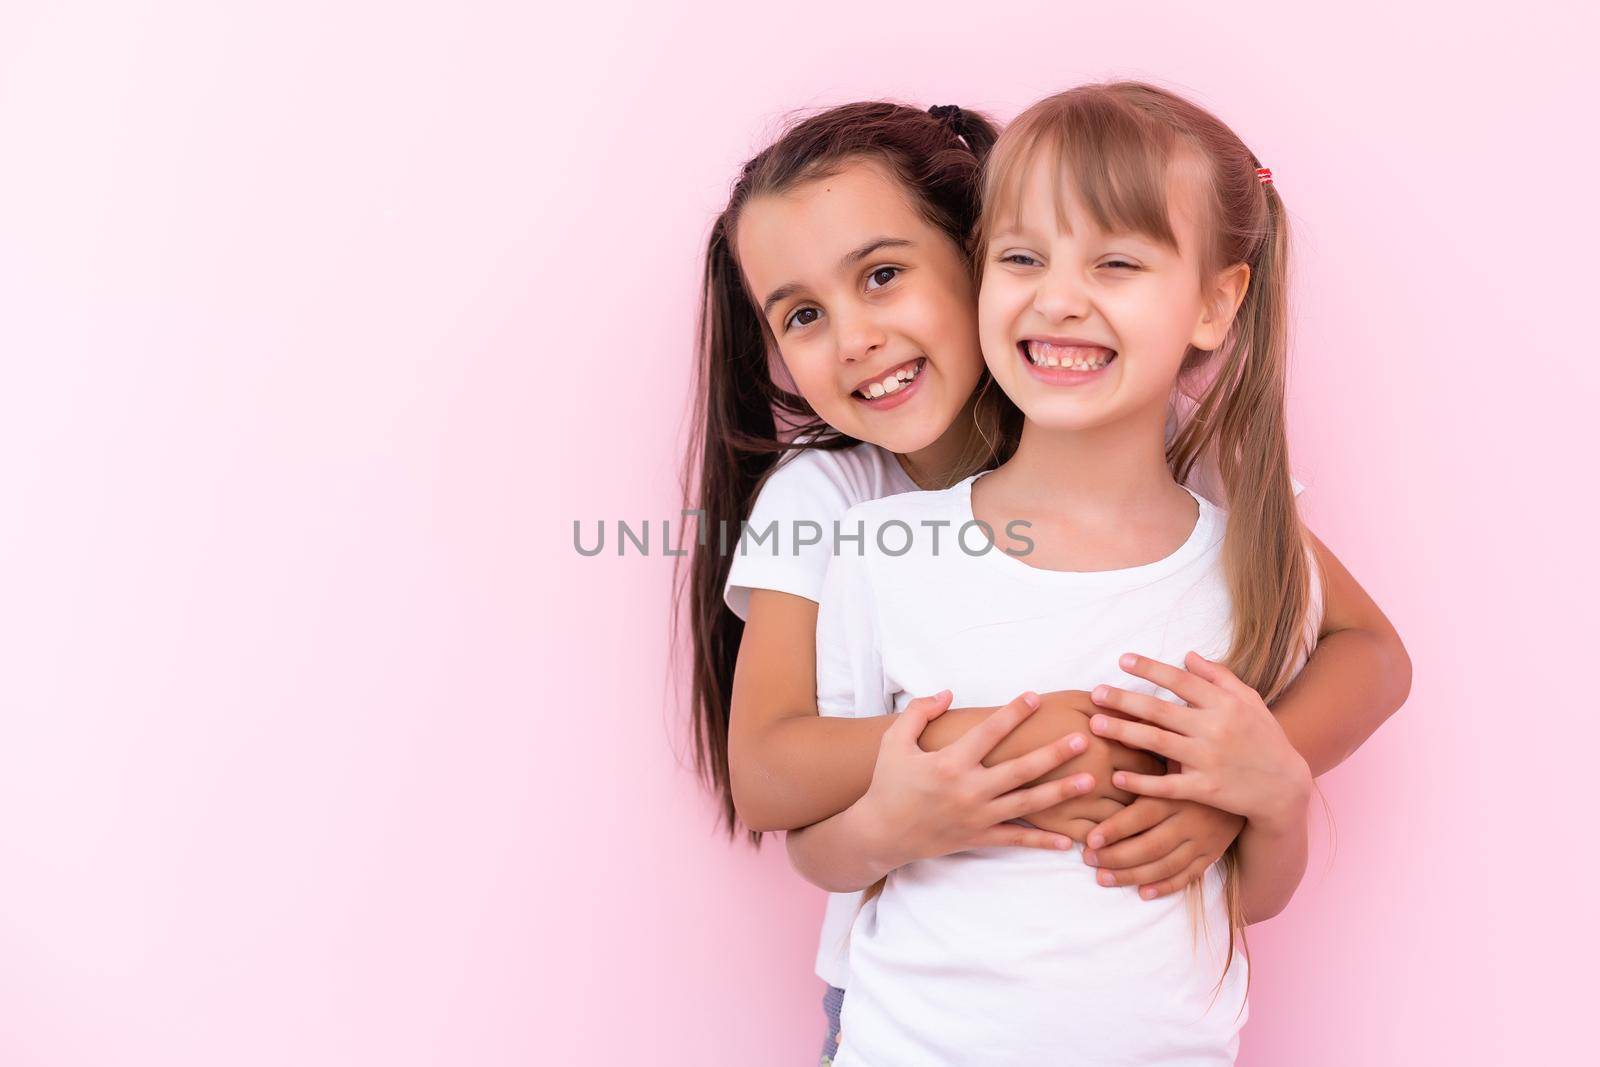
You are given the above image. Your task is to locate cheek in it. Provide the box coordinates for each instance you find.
[776,347,837,408]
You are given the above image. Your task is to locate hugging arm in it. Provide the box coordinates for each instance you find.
[1268,527,1412,777]
[729,589,1103,835]
[726,588,894,833]
[1083,527,1412,900]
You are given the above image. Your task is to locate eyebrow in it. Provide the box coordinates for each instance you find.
[760,236,915,317]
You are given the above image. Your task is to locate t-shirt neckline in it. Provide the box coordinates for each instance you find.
[957,470,1221,588]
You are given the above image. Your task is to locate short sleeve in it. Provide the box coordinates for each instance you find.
[723,451,857,621]
[814,532,894,721]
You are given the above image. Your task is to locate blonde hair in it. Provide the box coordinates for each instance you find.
[977,82,1313,1002]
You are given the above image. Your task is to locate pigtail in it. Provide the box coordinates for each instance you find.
[675,213,789,845]
[1171,165,1311,707]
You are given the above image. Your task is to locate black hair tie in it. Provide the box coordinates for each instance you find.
[928,104,964,126]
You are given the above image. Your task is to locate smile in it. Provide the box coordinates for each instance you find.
[1018,339,1117,382]
[852,357,927,410]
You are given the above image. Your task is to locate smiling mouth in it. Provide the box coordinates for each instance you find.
[1019,340,1117,372]
[852,357,926,401]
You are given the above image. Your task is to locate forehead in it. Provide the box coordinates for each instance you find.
[989,140,1209,254]
[735,159,931,284]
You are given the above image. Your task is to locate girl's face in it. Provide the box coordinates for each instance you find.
[735,159,984,456]
[977,149,1247,431]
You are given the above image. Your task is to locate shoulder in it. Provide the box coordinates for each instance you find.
[834,481,973,567]
[842,478,962,525]
[753,439,906,519]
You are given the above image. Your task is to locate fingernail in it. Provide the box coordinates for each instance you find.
[1092,685,1109,702]
[1119,653,1137,670]
[1090,714,1108,732]
[1088,832,1104,848]
[1056,839,1073,850]
[1023,691,1040,709]
[1140,887,1156,900]
[1068,735,1086,753]
[1113,772,1127,787]
[1098,871,1116,886]
[1083,850,1098,865]
[1077,775,1094,791]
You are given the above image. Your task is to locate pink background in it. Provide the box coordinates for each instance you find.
[1,2,1594,1063]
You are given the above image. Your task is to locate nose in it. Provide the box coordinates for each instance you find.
[833,303,888,364]
[1032,266,1090,323]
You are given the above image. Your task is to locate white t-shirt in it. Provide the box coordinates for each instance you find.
[721,431,1306,992]
[723,440,918,621]
[816,476,1322,1067]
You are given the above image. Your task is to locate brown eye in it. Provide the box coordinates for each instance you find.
[786,306,821,330]
[865,266,901,290]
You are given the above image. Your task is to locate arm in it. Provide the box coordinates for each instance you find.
[1083,529,1413,898]
[786,692,1099,892]
[1268,528,1412,777]
[726,588,892,832]
[785,791,908,893]
[730,592,1118,833]
[1233,777,1312,924]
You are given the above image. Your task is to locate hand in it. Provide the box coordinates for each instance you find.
[1081,795,1245,900]
[1088,651,1312,829]
[862,689,1097,864]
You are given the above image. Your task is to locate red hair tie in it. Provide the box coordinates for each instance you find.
[1255,167,1273,186]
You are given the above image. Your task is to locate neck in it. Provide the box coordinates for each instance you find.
[897,392,988,490]
[996,398,1180,515]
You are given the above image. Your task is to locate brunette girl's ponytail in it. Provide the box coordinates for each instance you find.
[676,101,1005,843]
[929,104,1000,165]
[677,214,780,843]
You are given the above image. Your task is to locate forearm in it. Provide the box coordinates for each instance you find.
[1235,802,1310,924]
[734,696,1046,833]
[1271,626,1411,778]
[785,800,900,893]
[732,713,896,832]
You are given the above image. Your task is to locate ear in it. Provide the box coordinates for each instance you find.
[1190,262,1250,352]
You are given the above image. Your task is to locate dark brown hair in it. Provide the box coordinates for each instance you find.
[676,101,1014,843]
[978,80,1316,1004]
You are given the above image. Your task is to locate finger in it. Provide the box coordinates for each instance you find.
[968,822,1076,853]
[1089,714,1197,764]
[1138,856,1214,900]
[888,690,954,747]
[1111,769,1200,802]
[994,772,1096,823]
[1091,843,1194,888]
[947,691,1040,763]
[1083,818,1183,870]
[985,732,1089,793]
[1116,653,1221,707]
[1086,795,1171,850]
[1183,651,1252,698]
[1089,685,1190,733]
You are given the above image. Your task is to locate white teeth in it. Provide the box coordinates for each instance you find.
[857,359,923,400]
[1026,341,1111,371]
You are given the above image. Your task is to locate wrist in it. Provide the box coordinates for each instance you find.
[847,793,912,876]
[1253,757,1313,834]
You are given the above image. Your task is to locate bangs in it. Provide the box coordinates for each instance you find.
[982,92,1187,251]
